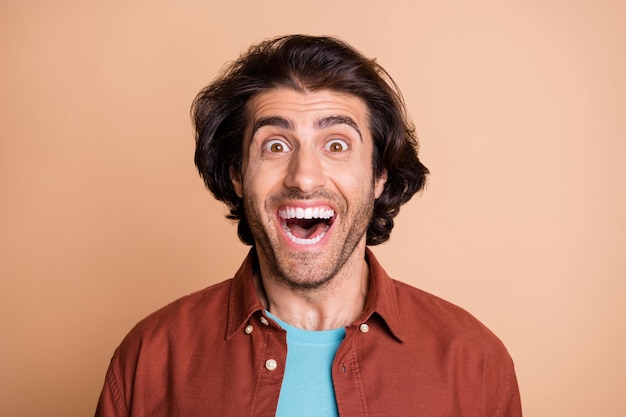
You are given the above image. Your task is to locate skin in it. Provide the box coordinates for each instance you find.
[231,88,387,330]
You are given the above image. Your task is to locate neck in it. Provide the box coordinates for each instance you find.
[254,247,370,331]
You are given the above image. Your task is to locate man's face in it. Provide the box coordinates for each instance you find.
[231,88,387,289]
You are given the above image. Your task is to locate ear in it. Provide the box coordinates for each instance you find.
[230,166,243,198]
[374,169,388,199]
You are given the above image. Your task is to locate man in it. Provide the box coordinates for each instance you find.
[96,35,522,416]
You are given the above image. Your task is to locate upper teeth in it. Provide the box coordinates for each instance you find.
[279,207,335,220]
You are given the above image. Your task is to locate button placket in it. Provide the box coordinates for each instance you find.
[264,359,278,371]
[249,319,286,417]
[257,314,283,374]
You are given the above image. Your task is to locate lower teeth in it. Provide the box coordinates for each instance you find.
[283,224,329,245]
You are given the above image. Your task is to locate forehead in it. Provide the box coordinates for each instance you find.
[246,88,370,127]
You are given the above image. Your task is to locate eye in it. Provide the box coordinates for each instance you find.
[325,139,349,152]
[263,139,291,153]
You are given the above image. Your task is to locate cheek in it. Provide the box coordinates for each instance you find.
[242,169,275,202]
[246,159,290,191]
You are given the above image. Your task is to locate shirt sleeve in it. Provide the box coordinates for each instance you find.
[95,354,128,417]
[495,362,523,417]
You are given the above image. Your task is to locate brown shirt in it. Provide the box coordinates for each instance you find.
[96,249,522,417]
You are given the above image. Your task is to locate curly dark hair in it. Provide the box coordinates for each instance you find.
[191,34,428,246]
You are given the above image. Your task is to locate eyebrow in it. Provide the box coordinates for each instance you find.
[315,115,362,141]
[251,115,363,141]
[252,116,294,135]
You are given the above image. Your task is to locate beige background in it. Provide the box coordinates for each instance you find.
[1,0,625,416]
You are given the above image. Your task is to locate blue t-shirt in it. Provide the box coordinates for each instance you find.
[266,311,346,417]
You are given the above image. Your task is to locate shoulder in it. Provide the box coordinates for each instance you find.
[141,279,231,326]
[118,279,233,350]
[391,279,510,357]
[387,280,521,416]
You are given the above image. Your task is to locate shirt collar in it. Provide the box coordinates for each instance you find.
[360,247,404,342]
[225,247,404,342]
[225,249,265,340]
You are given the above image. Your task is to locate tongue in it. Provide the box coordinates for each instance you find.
[288,219,327,239]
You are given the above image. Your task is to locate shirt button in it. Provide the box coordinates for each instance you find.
[265,359,278,371]
[260,316,269,326]
[359,323,370,333]
[244,325,253,334]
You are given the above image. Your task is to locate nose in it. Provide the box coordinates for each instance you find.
[284,147,327,193]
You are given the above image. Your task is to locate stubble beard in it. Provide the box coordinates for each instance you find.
[243,187,376,292]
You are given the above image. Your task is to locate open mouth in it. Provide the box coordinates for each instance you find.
[278,206,335,245]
